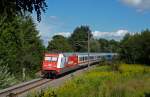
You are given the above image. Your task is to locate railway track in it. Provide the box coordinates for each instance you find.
[0,78,52,97]
[0,53,115,97]
[0,62,98,97]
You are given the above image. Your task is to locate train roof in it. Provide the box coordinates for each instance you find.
[62,52,118,56]
[45,52,117,57]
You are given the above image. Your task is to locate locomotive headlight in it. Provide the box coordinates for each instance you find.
[48,64,51,67]
[68,61,73,64]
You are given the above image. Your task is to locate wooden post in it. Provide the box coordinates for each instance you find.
[22,68,25,81]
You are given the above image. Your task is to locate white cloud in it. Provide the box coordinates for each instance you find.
[34,15,65,46]
[122,0,142,6]
[49,16,57,19]
[121,0,150,11]
[54,32,71,37]
[92,29,129,40]
[34,15,130,45]
[53,29,129,41]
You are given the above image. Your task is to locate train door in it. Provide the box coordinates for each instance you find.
[60,57,65,68]
[57,54,66,68]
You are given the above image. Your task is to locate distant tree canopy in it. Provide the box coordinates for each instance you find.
[69,25,92,52]
[119,29,150,65]
[98,38,119,52]
[0,0,47,22]
[47,35,73,52]
[47,25,119,53]
[90,39,101,52]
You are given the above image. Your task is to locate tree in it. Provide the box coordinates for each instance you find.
[119,30,150,65]
[69,25,92,52]
[47,35,73,52]
[0,0,47,22]
[90,39,100,52]
[98,38,109,52]
[140,29,150,64]
[108,39,119,52]
[17,16,45,73]
[98,38,119,52]
[0,16,45,76]
[119,33,131,62]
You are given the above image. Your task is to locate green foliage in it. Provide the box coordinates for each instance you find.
[69,25,92,52]
[90,39,101,52]
[99,38,110,52]
[47,25,120,53]
[0,61,18,89]
[110,62,121,71]
[0,16,44,78]
[47,35,73,52]
[98,38,119,52]
[28,64,150,97]
[119,29,150,65]
[47,25,103,53]
[0,0,47,22]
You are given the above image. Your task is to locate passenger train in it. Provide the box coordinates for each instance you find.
[42,53,117,78]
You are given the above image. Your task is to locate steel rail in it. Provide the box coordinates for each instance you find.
[0,78,52,97]
[0,60,101,97]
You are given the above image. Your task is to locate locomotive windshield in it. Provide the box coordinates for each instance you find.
[44,56,58,62]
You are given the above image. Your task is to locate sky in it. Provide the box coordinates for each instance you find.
[34,0,150,46]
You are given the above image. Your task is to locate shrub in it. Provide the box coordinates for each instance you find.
[28,64,150,97]
[0,61,18,89]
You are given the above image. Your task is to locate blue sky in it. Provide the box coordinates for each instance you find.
[34,0,150,45]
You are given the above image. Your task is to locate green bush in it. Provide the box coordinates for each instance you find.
[0,61,18,89]
[28,64,150,97]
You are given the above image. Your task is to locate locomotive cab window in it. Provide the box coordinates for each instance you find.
[44,56,57,62]
[45,57,51,61]
[51,57,58,61]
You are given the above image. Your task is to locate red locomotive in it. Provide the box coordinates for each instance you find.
[42,53,116,78]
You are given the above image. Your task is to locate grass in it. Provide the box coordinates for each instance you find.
[27,64,150,97]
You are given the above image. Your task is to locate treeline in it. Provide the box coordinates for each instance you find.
[119,29,150,65]
[48,26,150,65]
[47,26,119,53]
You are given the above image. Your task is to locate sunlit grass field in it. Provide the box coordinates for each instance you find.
[28,64,150,97]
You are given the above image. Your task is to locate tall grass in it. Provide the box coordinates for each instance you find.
[28,64,150,97]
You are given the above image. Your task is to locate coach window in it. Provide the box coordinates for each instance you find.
[81,57,83,61]
[79,57,82,61]
[45,57,51,61]
[90,56,92,59]
[83,57,85,61]
[91,56,94,59]
[85,57,87,60]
